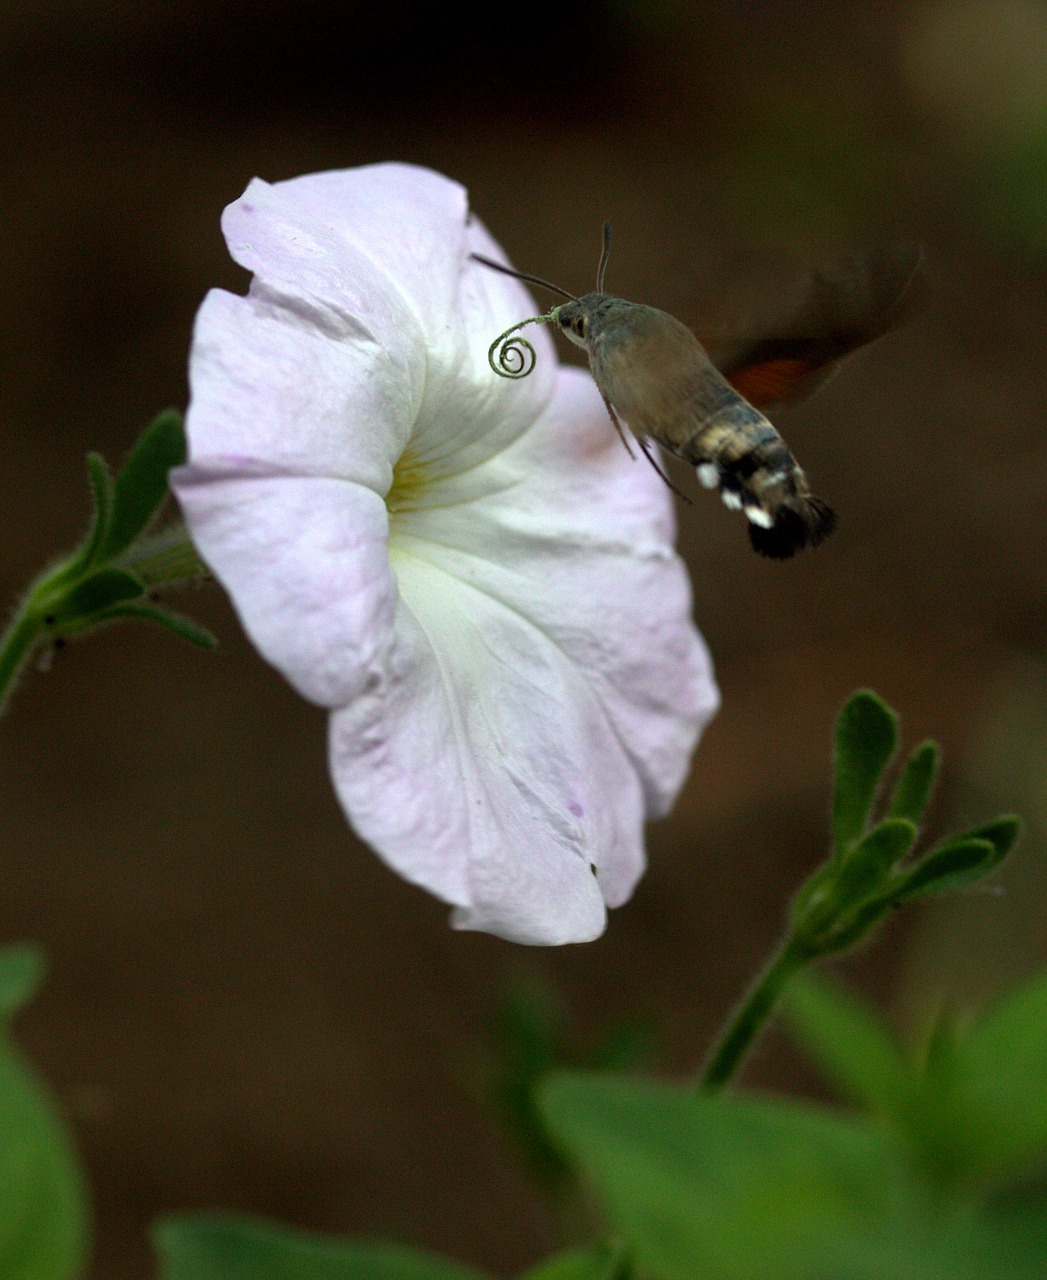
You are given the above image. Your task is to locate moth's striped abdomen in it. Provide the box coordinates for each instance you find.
[688,404,836,559]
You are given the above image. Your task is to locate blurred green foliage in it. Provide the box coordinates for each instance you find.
[0,946,88,1280]
[154,1217,491,1280]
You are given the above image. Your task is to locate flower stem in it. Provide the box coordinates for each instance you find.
[0,601,45,713]
[700,936,809,1091]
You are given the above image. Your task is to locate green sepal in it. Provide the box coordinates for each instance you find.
[833,819,918,907]
[791,861,838,924]
[98,409,186,562]
[153,1215,492,1280]
[800,816,1019,952]
[45,568,144,630]
[101,602,218,649]
[818,899,894,955]
[832,690,899,855]
[794,820,916,954]
[887,741,940,826]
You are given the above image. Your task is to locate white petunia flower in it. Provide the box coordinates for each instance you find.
[173,162,718,945]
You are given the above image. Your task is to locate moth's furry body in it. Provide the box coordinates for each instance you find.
[556,294,835,558]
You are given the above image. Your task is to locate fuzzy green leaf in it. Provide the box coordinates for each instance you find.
[153,1216,491,1280]
[104,602,218,649]
[782,972,910,1117]
[893,838,1000,904]
[0,946,89,1280]
[99,410,186,561]
[887,741,940,826]
[539,1073,1047,1278]
[833,690,899,855]
[959,968,1047,1178]
[40,455,115,594]
[539,1072,911,1280]
[961,815,1022,864]
[80,453,115,571]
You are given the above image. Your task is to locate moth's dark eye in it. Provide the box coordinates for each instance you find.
[573,317,585,336]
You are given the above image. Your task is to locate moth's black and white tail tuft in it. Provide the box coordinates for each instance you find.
[695,449,836,560]
[747,495,836,559]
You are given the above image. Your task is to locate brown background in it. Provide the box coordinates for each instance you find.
[2,2,1047,1276]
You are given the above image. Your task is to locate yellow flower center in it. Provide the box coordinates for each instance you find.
[387,447,430,516]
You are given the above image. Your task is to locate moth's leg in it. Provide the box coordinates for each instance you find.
[600,392,636,460]
[635,434,694,506]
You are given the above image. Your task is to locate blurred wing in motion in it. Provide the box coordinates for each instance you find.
[707,243,928,410]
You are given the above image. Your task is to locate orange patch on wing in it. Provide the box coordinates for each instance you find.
[726,357,820,408]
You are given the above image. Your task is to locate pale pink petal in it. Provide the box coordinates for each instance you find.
[219,164,556,484]
[185,287,417,494]
[172,466,396,709]
[391,367,719,819]
[328,554,647,945]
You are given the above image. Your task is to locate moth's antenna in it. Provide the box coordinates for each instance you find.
[596,220,612,293]
[470,253,577,302]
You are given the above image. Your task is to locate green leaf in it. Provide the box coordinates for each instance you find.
[0,946,45,1020]
[833,690,899,855]
[103,602,218,649]
[153,1215,491,1280]
[35,455,115,596]
[79,453,115,572]
[0,947,89,1280]
[517,1242,627,1280]
[893,838,1000,903]
[99,410,186,562]
[962,815,1022,864]
[959,968,1047,1178]
[833,819,918,908]
[539,1074,1047,1279]
[782,972,910,1117]
[813,1208,1047,1280]
[539,1072,911,1280]
[887,741,940,826]
[46,569,143,630]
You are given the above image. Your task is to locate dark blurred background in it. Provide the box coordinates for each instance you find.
[2,1,1047,1275]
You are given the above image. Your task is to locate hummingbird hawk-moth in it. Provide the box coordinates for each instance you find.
[472,227,923,559]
